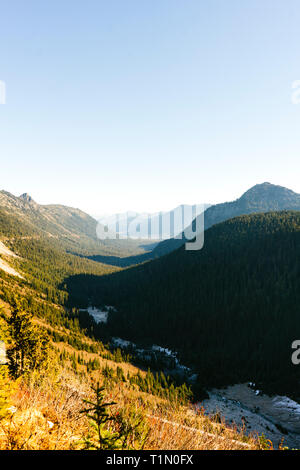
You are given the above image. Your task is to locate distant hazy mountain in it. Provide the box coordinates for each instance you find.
[152,182,300,256]
[97,204,211,240]
[2,183,299,267]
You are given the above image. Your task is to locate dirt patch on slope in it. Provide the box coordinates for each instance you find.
[0,241,23,278]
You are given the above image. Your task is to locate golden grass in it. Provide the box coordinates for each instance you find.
[0,366,265,451]
[0,292,268,451]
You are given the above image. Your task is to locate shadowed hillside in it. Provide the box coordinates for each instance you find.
[64,211,300,399]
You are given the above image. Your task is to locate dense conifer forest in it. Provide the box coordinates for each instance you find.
[64,211,300,399]
[0,190,300,449]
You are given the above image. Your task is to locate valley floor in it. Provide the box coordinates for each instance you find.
[200,383,300,449]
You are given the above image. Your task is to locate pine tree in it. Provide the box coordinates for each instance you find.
[81,382,119,450]
[0,313,15,419]
[7,299,50,378]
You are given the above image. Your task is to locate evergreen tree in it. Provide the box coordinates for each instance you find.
[81,382,119,450]
[0,313,14,419]
[7,299,50,378]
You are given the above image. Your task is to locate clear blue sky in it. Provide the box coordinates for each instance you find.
[1,0,300,215]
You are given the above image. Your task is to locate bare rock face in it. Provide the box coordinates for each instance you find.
[19,193,34,203]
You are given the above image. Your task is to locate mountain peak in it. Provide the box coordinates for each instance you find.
[152,182,300,257]
[19,193,35,203]
[240,182,299,202]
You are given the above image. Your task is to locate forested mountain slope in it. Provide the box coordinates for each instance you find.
[0,206,119,304]
[66,211,300,398]
[0,190,154,258]
[0,198,262,450]
[152,182,300,256]
[96,182,300,266]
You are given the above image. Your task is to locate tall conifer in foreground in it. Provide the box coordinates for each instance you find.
[7,299,50,378]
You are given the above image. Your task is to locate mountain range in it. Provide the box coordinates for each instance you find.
[96,204,211,240]
[85,182,300,266]
[152,182,300,256]
[1,182,300,421]
[0,190,153,258]
[2,182,300,264]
